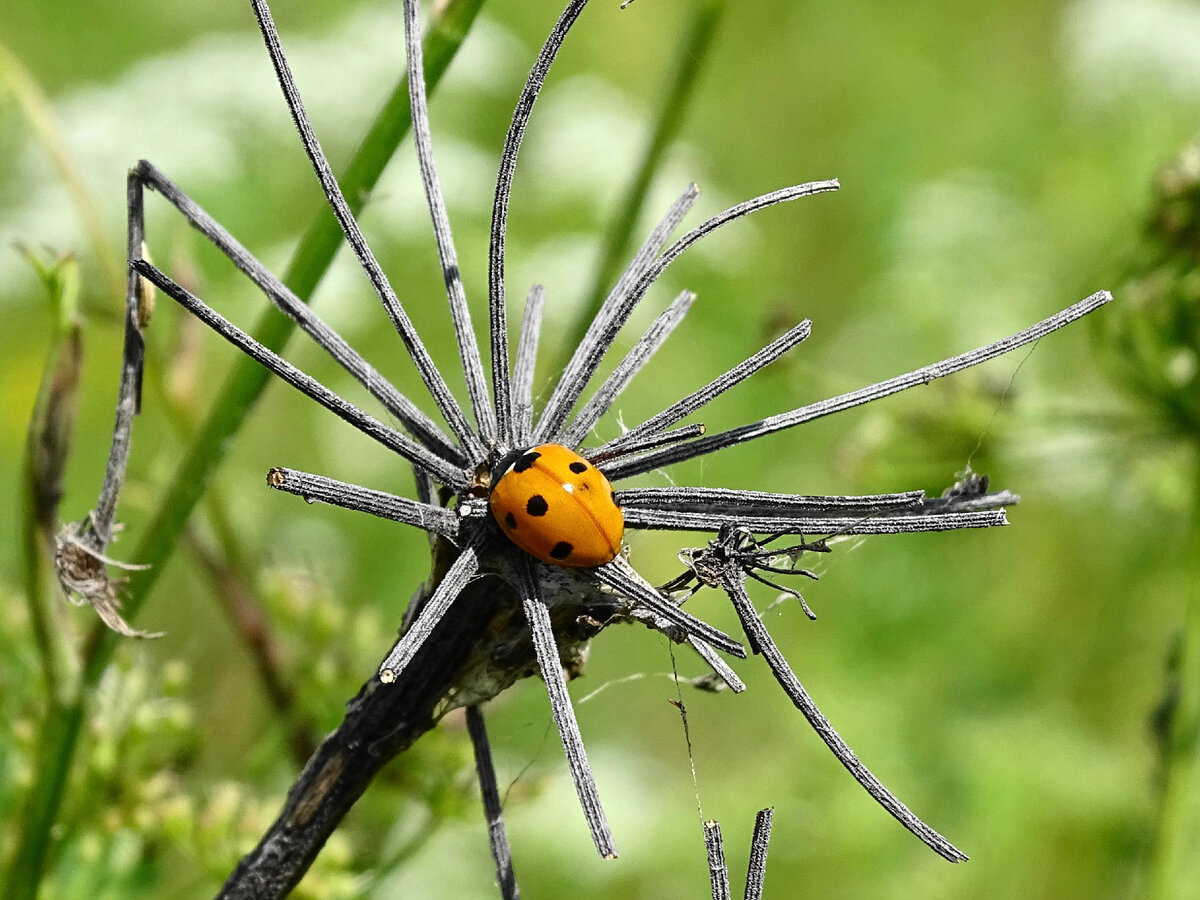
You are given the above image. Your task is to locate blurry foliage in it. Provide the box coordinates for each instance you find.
[1099,142,1200,439]
[1096,136,1200,900]
[3,0,1200,897]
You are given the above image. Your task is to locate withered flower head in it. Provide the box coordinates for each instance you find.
[86,0,1111,877]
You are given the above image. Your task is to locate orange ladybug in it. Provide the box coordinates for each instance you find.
[490,444,623,567]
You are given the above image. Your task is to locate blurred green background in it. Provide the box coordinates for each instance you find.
[2,0,1199,897]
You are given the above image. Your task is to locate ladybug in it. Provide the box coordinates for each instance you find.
[489,444,624,567]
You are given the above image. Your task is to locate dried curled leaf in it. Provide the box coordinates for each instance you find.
[54,520,161,639]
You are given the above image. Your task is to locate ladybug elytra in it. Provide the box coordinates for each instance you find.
[489,443,623,567]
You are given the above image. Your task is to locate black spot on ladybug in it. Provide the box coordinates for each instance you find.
[549,541,573,560]
[513,451,542,473]
[504,512,517,530]
[526,495,549,516]
[568,461,588,474]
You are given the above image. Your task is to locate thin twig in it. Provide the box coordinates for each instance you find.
[402,0,494,442]
[722,571,967,861]
[133,260,470,489]
[465,706,520,899]
[250,0,485,457]
[705,820,731,900]
[744,808,773,900]
[489,0,590,446]
[607,290,1114,479]
[518,559,617,858]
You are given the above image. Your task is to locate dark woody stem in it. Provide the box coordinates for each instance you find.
[216,564,519,900]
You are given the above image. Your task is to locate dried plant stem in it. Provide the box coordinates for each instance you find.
[250,0,482,457]
[519,561,616,858]
[402,0,494,442]
[724,573,966,861]
[3,7,487,898]
[705,820,731,900]
[465,706,520,900]
[489,0,590,444]
[744,808,773,900]
[217,565,513,900]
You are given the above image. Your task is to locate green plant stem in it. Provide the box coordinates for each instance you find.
[2,4,486,898]
[0,39,124,307]
[562,0,727,363]
[19,254,83,704]
[1145,447,1200,900]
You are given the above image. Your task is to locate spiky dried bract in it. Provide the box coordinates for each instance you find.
[402,0,494,443]
[131,160,462,463]
[745,808,774,900]
[705,820,732,900]
[605,290,1113,479]
[535,182,700,442]
[511,284,546,447]
[248,0,484,459]
[379,537,483,683]
[131,259,470,489]
[265,468,459,537]
[561,289,696,447]
[623,506,1007,534]
[597,319,813,455]
[517,558,616,858]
